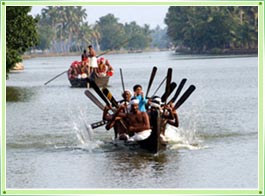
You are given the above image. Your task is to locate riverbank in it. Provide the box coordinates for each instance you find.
[22,48,163,60]
[175,47,258,55]
[23,47,258,60]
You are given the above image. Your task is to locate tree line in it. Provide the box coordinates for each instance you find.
[6,6,258,74]
[165,6,258,54]
[35,6,158,53]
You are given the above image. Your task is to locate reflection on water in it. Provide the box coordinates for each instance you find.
[6,86,36,102]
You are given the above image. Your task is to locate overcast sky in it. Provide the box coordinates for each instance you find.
[30,6,169,29]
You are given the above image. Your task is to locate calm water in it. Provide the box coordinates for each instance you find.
[6,51,258,189]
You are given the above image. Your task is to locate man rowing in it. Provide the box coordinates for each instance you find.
[121,98,151,142]
[103,96,151,142]
[103,89,132,140]
[148,96,178,142]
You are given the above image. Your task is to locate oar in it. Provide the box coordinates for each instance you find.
[164,68,172,103]
[101,87,128,130]
[174,85,196,110]
[161,82,177,103]
[120,68,126,93]
[151,76,167,97]
[44,70,68,85]
[90,120,108,129]
[119,68,129,113]
[89,80,111,106]
[84,89,105,111]
[145,66,157,98]
[102,87,119,108]
[168,78,187,104]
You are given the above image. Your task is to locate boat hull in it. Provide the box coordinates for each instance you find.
[68,72,109,88]
[138,109,166,153]
[114,109,166,153]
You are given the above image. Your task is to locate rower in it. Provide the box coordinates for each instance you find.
[103,89,132,140]
[126,98,151,142]
[149,96,176,142]
[111,98,151,142]
[166,102,179,128]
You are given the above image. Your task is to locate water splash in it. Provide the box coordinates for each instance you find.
[67,107,106,152]
[165,125,206,150]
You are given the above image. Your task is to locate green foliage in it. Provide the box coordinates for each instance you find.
[36,7,154,52]
[124,22,152,50]
[6,6,39,73]
[151,26,170,49]
[96,14,126,50]
[36,22,54,51]
[165,6,258,53]
[37,6,89,53]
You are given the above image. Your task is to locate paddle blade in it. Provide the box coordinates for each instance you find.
[165,68,172,93]
[174,85,196,110]
[169,78,187,103]
[161,82,177,103]
[146,66,157,98]
[102,88,119,108]
[89,80,110,106]
[84,90,105,111]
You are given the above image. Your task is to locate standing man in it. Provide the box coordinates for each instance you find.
[88,45,97,73]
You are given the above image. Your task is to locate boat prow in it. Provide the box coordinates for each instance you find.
[138,109,166,153]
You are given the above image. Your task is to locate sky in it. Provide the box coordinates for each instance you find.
[30,6,169,29]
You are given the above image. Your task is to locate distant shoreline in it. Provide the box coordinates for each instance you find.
[22,48,161,59]
[22,48,258,60]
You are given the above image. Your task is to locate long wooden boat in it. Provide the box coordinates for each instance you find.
[84,67,196,153]
[68,61,110,88]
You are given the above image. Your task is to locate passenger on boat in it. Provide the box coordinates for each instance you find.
[81,50,90,75]
[88,45,97,73]
[81,50,89,62]
[132,84,148,112]
[105,59,114,76]
[97,57,107,77]
[68,61,80,79]
[97,58,114,77]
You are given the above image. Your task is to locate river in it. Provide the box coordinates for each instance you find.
[6,51,258,189]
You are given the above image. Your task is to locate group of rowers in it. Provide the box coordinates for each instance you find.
[68,45,114,80]
[102,84,179,143]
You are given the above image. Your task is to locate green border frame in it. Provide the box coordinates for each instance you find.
[1,1,264,195]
